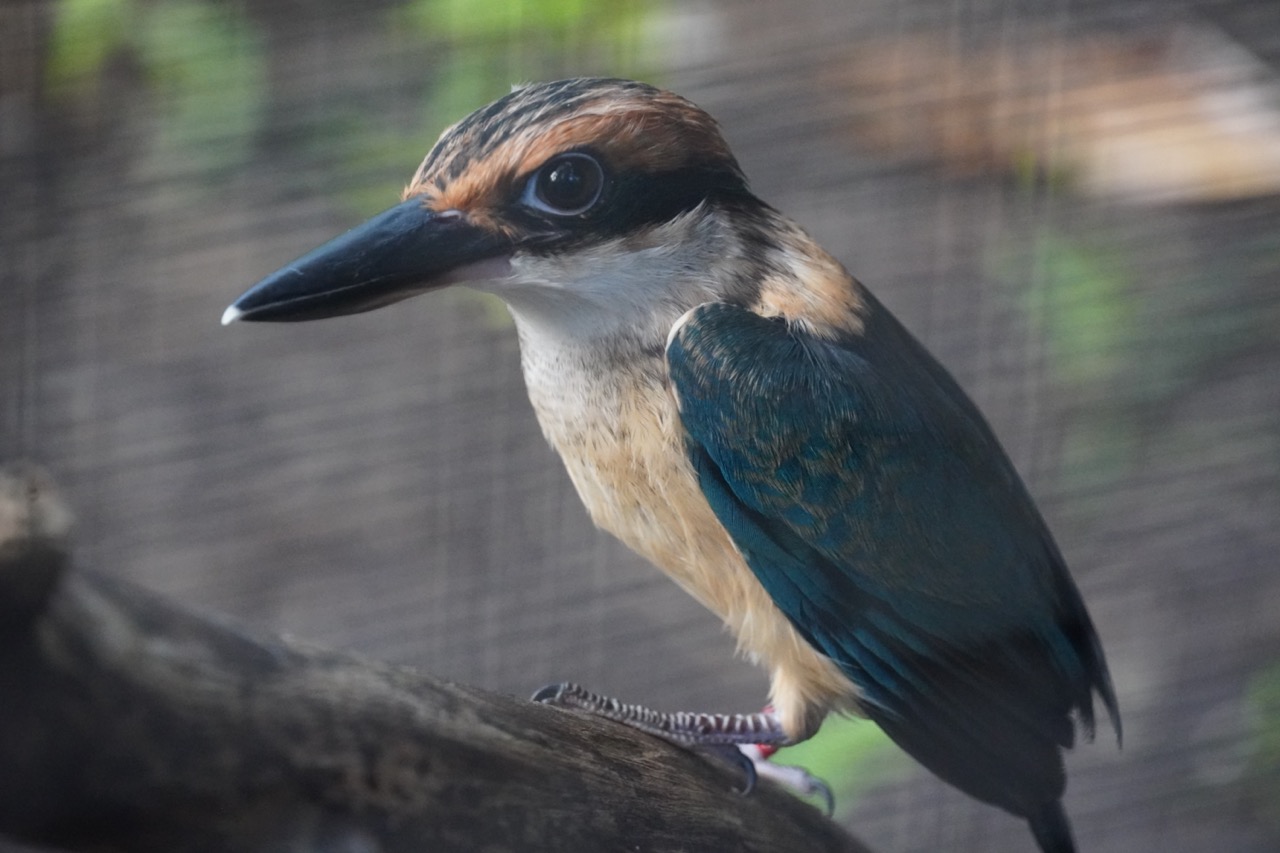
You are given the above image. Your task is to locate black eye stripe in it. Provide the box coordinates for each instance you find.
[506,160,751,251]
[588,165,751,236]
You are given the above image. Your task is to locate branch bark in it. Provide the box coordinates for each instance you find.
[0,464,872,853]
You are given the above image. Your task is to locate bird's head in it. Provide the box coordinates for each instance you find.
[224,78,780,344]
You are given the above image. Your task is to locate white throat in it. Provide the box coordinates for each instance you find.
[473,207,739,354]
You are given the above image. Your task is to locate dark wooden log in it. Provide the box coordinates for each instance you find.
[0,464,872,853]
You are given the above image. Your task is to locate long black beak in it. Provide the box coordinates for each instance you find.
[222,199,513,324]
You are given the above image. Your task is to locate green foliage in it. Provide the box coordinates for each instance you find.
[47,0,266,176]
[993,232,1141,496]
[390,0,661,132]
[48,0,133,90]
[1245,662,1280,837]
[45,0,664,198]
[994,225,1280,503]
[402,0,598,41]
[772,715,909,814]
[398,0,655,54]
[135,0,267,175]
[1022,234,1136,390]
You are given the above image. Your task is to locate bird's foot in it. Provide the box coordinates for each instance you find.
[532,683,833,813]
[736,743,835,815]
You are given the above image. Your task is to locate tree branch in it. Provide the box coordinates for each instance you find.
[0,464,872,853]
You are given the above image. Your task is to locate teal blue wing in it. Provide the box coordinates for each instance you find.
[665,297,1119,823]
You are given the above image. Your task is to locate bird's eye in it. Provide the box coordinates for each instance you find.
[522,153,605,216]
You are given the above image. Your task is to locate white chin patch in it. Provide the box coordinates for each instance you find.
[442,255,515,288]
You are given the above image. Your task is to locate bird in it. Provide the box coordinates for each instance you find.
[223,78,1120,852]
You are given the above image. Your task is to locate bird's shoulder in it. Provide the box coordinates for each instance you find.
[664,293,1056,612]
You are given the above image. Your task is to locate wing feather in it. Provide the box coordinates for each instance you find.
[666,298,1119,818]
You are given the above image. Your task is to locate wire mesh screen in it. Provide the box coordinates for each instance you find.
[2,0,1278,851]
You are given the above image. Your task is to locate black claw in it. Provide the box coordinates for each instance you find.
[531,683,569,703]
[702,745,758,796]
[812,777,836,817]
[735,753,759,796]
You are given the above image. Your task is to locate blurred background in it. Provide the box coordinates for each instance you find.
[2,0,1278,850]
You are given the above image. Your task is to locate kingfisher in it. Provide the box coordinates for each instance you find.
[224,78,1120,852]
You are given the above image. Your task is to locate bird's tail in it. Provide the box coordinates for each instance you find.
[1028,800,1077,853]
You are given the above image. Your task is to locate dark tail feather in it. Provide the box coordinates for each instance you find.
[1029,801,1077,853]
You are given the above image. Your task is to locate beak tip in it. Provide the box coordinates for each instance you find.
[221,304,244,326]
